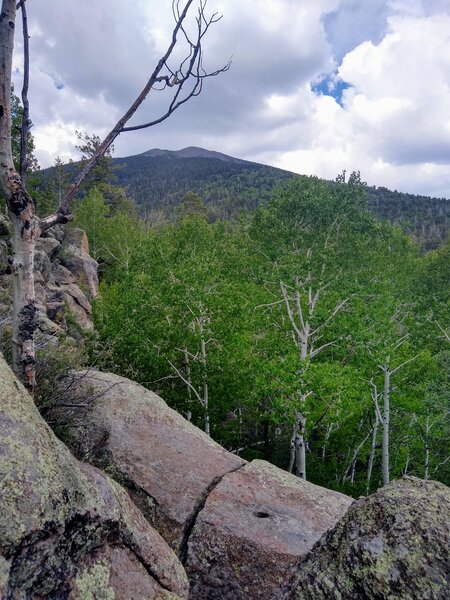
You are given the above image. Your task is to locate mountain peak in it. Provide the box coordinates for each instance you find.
[139,146,246,164]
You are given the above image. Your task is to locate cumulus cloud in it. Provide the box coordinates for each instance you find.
[10,0,450,197]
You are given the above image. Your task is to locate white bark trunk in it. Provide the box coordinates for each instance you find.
[366,410,379,494]
[424,414,430,480]
[288,419,299,473]
[382,356,391,486]
[0,0,38,393]
[199,317,210,436]
[295,413,307,480]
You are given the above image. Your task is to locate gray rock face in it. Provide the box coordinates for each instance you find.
[36,236,61,260]
[0,226,97,346]
[53,370,246,553]
[0,354,189,599]
[282,476,450,600]
[186,460,352,599]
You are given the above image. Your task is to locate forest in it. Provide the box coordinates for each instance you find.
[62,157,450,498]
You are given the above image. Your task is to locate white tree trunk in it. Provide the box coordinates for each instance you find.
[288,419,299,473]
[0,0,38,393]
[382,356,391,486]
[366,410,379,494]
[295,413,307,480]
[424,414,430,480]
[199,317,210,436]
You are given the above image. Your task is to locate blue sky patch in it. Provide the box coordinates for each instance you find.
[312,75,352,107]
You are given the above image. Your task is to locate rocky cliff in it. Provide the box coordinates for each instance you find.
[0,215,98,352]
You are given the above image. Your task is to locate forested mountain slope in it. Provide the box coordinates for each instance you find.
[111,148,450,248]
[39,147,450,249]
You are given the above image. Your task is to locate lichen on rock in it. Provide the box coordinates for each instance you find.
[282,476,450,600]
[0,353,189,599]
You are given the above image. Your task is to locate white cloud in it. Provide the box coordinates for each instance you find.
[9,1,450,198]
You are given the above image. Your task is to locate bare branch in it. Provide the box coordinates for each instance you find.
[280,281,303,343]
[310,339,336,359]
[40,0,229,230]
[18,0,30,183]
[311,297,349,336]
[391,354,420,375]
[436,321,450,343]
[167,359,204,406]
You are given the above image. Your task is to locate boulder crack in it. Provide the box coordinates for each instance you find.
[178,462,247,564]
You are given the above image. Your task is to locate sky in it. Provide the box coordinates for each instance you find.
[12,0,450,198]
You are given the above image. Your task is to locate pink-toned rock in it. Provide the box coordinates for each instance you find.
[54,370,246,552]
[64,294,94,330]
[185,459,353,600]
[63,282,92,313]
[60,230,99,299]
[0,354,188,599]
[65,227,90,254]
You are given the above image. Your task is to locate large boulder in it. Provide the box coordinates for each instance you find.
[53,370,245,552]
[0,354,189,599]
[186,459,352,599]
[282,476,450,600]
[53,370,353,599]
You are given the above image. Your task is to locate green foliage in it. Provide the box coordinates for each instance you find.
[76,171,448,497]
[72,188,145,278]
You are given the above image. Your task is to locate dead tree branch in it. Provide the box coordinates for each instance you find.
[39,0,229,232]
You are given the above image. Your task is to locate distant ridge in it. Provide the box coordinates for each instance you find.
[136,146,249,164]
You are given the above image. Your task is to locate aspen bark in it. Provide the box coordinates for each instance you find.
[295,412,307,480]
[424,414,430,480]
[381,356,391,486]
[366,409,379,494]
[198,316,210,436]
[0,0,38,393]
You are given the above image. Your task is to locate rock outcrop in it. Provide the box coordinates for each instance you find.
[0,221,98,347]
[0,354,189,599]
[52,369,353,598]
[282,476,450,600]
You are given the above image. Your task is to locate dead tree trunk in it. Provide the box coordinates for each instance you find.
[381,356,391,486]
[0,0,228,392]
[0,0,37,393]
[279,268,348,480]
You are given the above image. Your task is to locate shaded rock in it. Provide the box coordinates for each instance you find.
[52,263,76,285]
[283,476,450,600]
[53,370,245,552]
[46,300,66,324]
[0,354,189,599]
[186,459,352,599]
[36,236,61,260]
[34,249,51,283]
[36,311,63,337]
[42,224,64,242]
